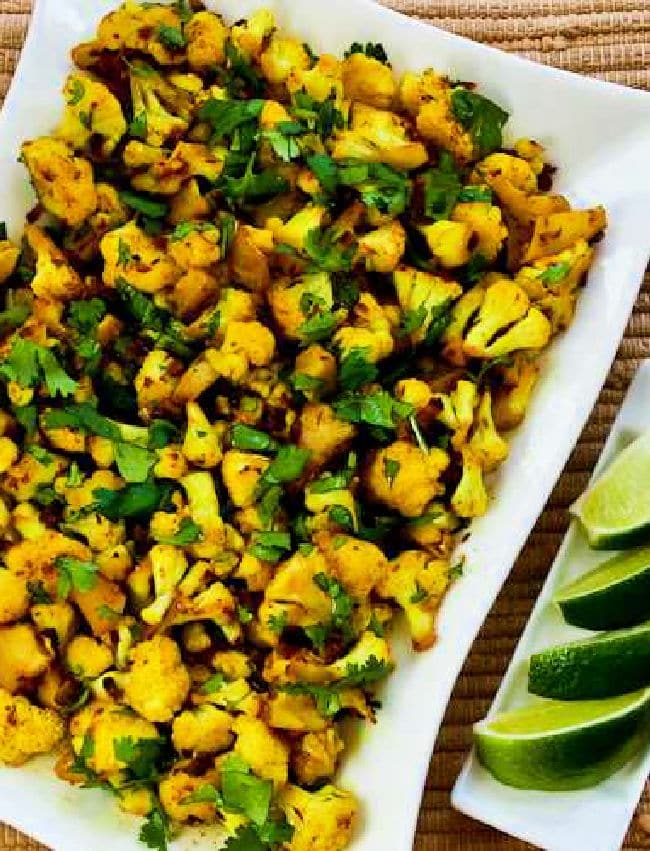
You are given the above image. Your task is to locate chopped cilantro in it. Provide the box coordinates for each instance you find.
[231,423,278,454]
[93,481,176,521]
[157,24,187,50]
[450,88,509,157]
[119,190,169,220]
[267,611,288,635]
[139,805,171,851]
[333,390,412,430]
[0,337,77,398]
[153,517,202,546]
[541,261,571,285]
[200,672,225,695]
[383,457,400,486]
[344,42,390,64]
[338,348,378,392]
[55,557,98,599]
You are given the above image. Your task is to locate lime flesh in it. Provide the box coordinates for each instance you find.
[573,431,650,549]
[556,548,650,629]
[528,622,650,699]
[474,689,650,790]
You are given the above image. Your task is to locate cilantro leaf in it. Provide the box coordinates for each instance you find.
[223,826,266,851]
[313,571,355,644]
[424,299,454,346]
[148,419,180,449]
[383,457,400,486]
[338,162,410,216]
[199,673,225,695]
[198,98,264,138]
[153,517,202,546]
[14,404,37,436]
[221,754,273,826]
[55,557,98,599]
[540,261,571,285]
[169,221,217,242]
[139,806,171,851]
[258,445,311,490]
[457,185,493,203]
[267,611,288,635]
[0,303,31,336]
[304,227,355,274]
[68,299,107,334]
[333,391,412,430]
[0,338,77,398]
[67,79,85,106]
[221,155,289,202]
[450,88,509,157]
[221,42,265,98]
[93,482,176,521]
[291,92,344,138]
[422,152,461,220]
[338,348,378,392]
[249,530,292,564]
[231,423,278,454]
[344,42,390,63]
[157,24,186,50]
[114,736,167,782]
[119,190,169,220]
[306,153,339,194]
[114,442,157,483]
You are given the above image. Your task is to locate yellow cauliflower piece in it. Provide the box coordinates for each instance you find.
[365,441,449,518]
[331,103,428,171]
[475,152,537,194]
[123,636,190,722]
[220,320,276,368]
[21,137,97,227]
[4,530,90,596]
[182,402,222,469]
[135,350,182,420]
[221,450,270,508]
[186,11,227,71]
[0,571,29,625]
[72,575,126,637]
[295,345,338,397]
[297,403,356,468]
[462,279,551,359]
[292,727,344,786]
[24,224,85,301]
[315,532,387,600]
[0,240,19,284]
[159,769,219,823]
[140,544,189,626]
[266,693,328,733]
[419,220,471,269]
[65,636,113,680]
[288,54,344,103]
[172,705,232,754]
[470,391,509,470]
[268,205,326,252]
[451,446,489,518]
[378,550,449,650]
[58,72,126,156]
[452,202,507,262]
[268,272,334,341]
[232,715,290,787]
[342,53,396,108]
[71,701,159,775]
[0,623,51,693]
[281,784,358,851]
[522,207,607,263]
[400,70,474,163]
[94,3,186,66]
[181,471,225,558]
[230,224,272,293]
[0,689,63,766]
[492,355,540,431]
[101,221,181,293]
[260,34,310,84]
[169,178,210,225]
[30,602,76,648]
[393,267,462,344]
[334,292,394,362]
[357,221,406,273]
[230,8,275,61]
[259,549,333,634]
[168,226,221,270]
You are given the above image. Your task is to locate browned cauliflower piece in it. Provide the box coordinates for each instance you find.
[297,403,356,469]
[281,784,358,851]
[186,11,228,72]
[21,137,97,227]
[93,3,188,66]
[0,623,51,693]
[58,72,127,156]
[331,103,428,171]
[232,714,290,787]
[342,53,396,108]
[0,689,63,766]
[123,635,190,722]
[172,705,232,754]
[365,441,449,518]
[292,727,345,786]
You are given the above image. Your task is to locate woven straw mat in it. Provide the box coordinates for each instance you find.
[0,0,649,848]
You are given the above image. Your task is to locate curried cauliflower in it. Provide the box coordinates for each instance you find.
[365,441,449,518]
[281,784,358,851]
[0,689,63,765]
[331,104,428,171]
[123,636,190,723]
[58,72,127,156]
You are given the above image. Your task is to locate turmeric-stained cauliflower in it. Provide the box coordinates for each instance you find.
[0,4,606,850]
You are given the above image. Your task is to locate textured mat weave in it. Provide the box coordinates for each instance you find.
[0,1,648,849]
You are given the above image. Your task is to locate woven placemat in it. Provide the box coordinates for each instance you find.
[0,1,648,849]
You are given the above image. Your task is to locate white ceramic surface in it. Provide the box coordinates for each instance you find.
[0,2,649,850]
[453,361,650,851]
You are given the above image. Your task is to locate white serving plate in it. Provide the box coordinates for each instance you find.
[0,2,649,850]
[453,361,650,851]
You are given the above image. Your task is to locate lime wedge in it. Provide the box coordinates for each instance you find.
[573,430,650,549]
[528,622,650,699]
[556,548,650,629]
[474,689,650,790]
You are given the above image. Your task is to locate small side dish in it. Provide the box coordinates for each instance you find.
[0,1,606,849]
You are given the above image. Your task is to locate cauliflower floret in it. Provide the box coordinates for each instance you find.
[123,636,190,722]
[168,227,221,270]
[0,240,19,284]
[315,532,387,600]
[462,279,551,359]
[4,530,90,596]
[220,320,276,368]
[365,441,449,518]
[65,636,113,680]
[281,784,358,851]
[221,450,270,508]
[292,728,344,787]
[297,404,356,468]
[31,601,76,648]
[24,224,85,301]
[288,54,344,103]
[268,272,334,341]
[71,701,159,775]
[169,178,210,225]
[469,391,508,470]
[451,202,508,262]
[72,575,126,636]
[159,768,219,823]
[58,72,126,156]
[94,3,187,66]
[399,71,474,163]
[101,221,181,293]
[474,152,537,194]
[433,378,478,450]
[342,52,396,109]
[331,103,427,171]
[0,623,51,693]
[268,205,327,252]
[182,402,222,469]
[230,224,273,292]
[393,266,462,344]
[259,549,333,635]
[181,471,226,558]
[522,207,607,264]
[377,550,449,650]
[129,71,188,149]
[451,446,489,518]
[0,571,28,626]
[419,220,472,269]
[21,137,97,227]
[357,221,406,273]
[186,11,227,71]
[267,693,328,733]
[260,34,311,84]
[334,292,394,362]
[230,9,275,61]
[135,350,182,420]
[140,544,189,626]
[172,705,232,754]
[0,689,63,765]
[294,345,337,397]
[232,715,290,787]
[492,354,540,431]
